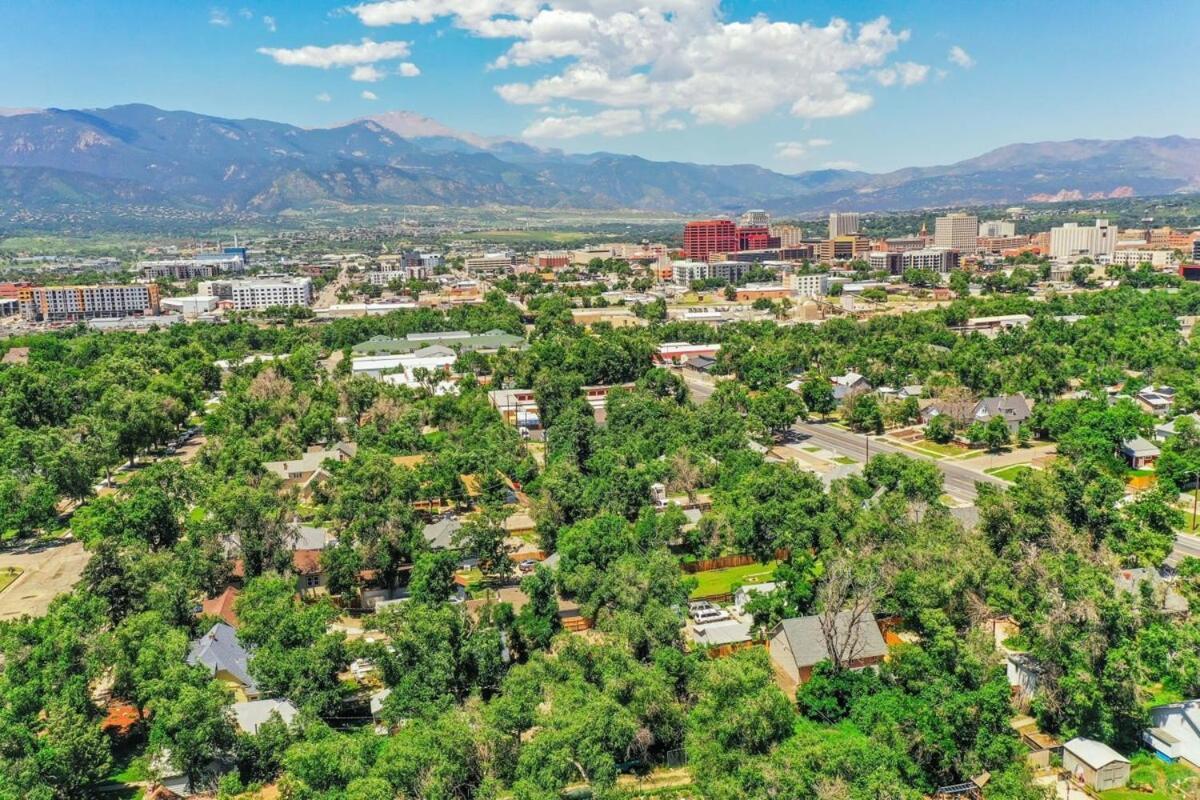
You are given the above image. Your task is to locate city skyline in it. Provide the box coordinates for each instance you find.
[2,1,1198,173]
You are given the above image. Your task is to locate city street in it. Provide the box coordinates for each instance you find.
[790,421,1007,502]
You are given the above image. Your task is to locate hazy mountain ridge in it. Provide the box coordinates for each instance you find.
[1,104,1197,216]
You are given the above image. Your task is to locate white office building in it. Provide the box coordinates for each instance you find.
[934,213,979,252]
[979,220,1016,238]
[1049,219,1117,261]
[828,212,861,238]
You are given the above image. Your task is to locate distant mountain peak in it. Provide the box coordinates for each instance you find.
[342,110,500,149]
[0,108,42,117]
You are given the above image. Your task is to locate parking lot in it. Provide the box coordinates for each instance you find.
[0,539,89,621]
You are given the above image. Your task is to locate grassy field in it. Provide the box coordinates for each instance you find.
[689,561,778,598]
[985,465,1033,482]
[1101,753,1199,800]
[1141,682,1185,709]
[910,439,970,457]
[0,567,21,594]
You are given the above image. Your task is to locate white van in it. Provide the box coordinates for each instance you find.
[692,608,731,626]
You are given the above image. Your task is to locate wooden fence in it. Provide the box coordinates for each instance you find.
[681,549,789,574]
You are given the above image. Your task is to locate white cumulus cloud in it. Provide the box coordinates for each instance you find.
[775,137,833,160]
[350,2,925,135]
[874,61,929,87]
[257,38,411,68]
[351,64,387,82]
[263,15,277,32]
[523,109,644,139]
[948,45,974,68]
[397,62,421,77]
[361,90,379,100]
[315,92,332,102]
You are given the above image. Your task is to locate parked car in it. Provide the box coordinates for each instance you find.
[518,559,538,574]
[688,601,715,620]
[692,608,731,626]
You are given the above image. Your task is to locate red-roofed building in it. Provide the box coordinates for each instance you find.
[199,586,241,627]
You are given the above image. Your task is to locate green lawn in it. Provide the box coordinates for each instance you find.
[832,455,858,465]
[985,465,1033,482]
[1101,753,1199,800]
[0,567,21,594]
[802,446,821,453]
[910,439,968,457]
[689,561,779,599]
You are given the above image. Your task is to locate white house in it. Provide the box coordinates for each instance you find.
[733,582,778,614]
[1149,700,1200,767]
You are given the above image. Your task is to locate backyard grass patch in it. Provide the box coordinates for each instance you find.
[689,560,779,598]
[1101,752,1199,800]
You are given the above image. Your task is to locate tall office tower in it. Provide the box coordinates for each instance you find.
[934,212,980,252]
[741,209,770,227]
[828,212,861,238]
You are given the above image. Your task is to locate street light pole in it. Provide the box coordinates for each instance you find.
[1192,470,1199,535]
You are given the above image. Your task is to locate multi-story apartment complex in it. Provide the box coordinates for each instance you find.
[828,212,861,238]
[934,213,979,252]
[902,248,960,273]
[364,267,428,286]
[139,253,247,281]
[19,284,161,322]
[771,224,805,247]
[1110,249,1176,268]
[670,260,755,286]
[1049,219,1116,261]
[979,220,1016,238]
[201,277,313,310]
[684,220,738,261]
[867,252,903,274]
[785,272,830,297]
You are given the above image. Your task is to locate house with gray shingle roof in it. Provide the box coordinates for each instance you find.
[768,610,887,685]
[187,622,258,701]
[971,394,1032,433]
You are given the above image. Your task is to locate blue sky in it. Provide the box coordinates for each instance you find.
[2,1,1197,173]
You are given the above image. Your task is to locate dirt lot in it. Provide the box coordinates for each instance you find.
[0,539,89,621]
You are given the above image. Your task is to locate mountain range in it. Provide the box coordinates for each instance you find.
[1,103,1198,217]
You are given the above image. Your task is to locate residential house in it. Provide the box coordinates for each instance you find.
[1147,700,1200,767]
[1136,386,1176,417]
[1115,567,1188,615]
[971,394,1032,434]
[262,442,358,491]
[1006,653,1041,700]
[187,622,258,701]
[293,549,328,596]
[1120,436,1161,469]
[423,516,463,551]
[1155,413,1200,442]
[831,372,871,403]
[733,582,778,614]
[230,698,299,734]
[768,610,887,686]
[684,354,719,374]
[488,388,540,428]
[198,586,240,628]
[653,342,721,365]
[1062,738,1130,791]
[688,618,755,656]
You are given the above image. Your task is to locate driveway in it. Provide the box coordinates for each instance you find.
[0,540,89,621]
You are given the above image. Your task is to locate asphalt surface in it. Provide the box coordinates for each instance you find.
[1170,532,1200,565]
[790,421,1007,502]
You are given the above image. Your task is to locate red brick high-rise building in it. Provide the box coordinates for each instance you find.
[736,225,772,251]
[683,219,737,261]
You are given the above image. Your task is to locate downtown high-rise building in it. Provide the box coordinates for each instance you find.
[934,212,979,252]
[828,212,861,238]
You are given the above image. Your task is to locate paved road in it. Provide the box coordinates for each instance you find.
[790,421,1007,502]
[1169,531,1200,565]
[0,540,89,621]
